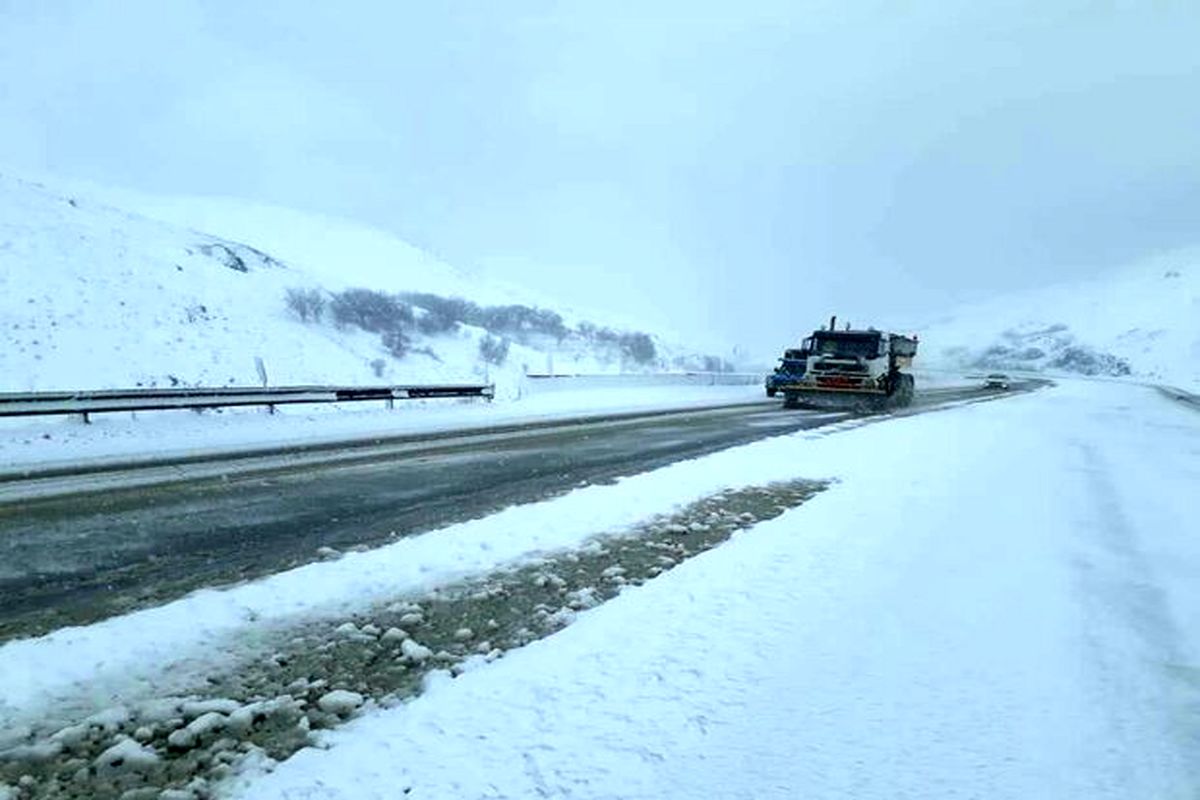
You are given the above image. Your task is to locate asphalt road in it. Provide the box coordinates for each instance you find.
[0,384,1030,641]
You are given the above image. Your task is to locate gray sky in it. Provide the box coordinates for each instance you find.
[1,0,1197,354]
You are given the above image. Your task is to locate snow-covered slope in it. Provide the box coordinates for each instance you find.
[57,180,695,342]
[88,194,533,310]
[907,251,1200,390]
[0,174,729,396]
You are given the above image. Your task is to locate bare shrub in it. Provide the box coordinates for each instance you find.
[330,289,413,333]
[577,322,621,345]
[400,293,569,342]
[381,329,411,358]
[401,293,479,325]
[416,305,460,335]
[285,287,326,323]
[479,305,568,341]
[620,333,657,365]
[479,334,510,365]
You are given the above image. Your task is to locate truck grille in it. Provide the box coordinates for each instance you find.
[813,358,868,374]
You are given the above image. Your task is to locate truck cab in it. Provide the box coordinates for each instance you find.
[811,330,886,361]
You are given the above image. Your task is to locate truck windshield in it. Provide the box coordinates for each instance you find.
[813,335,880,358]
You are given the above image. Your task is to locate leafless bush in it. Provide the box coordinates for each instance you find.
[416,305,460,335]
[620,333,657,365]
[329,289,413,333]
[381,329,411,358]
[285,288,326,323]
[479,334,510,365]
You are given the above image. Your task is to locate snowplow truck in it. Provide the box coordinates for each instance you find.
[780,317,918,411]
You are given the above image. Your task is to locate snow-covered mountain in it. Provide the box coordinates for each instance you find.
[0,174,732,397]
[903,251,1200,391]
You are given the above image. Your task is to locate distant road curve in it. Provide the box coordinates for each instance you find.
[1158,385,1200,411]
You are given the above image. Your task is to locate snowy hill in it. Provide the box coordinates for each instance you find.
[0,174,731,396]
[904,251,1200,391]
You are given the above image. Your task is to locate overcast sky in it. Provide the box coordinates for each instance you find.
[1,0,1197,352]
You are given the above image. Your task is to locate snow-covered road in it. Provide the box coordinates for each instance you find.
[230,380,1199,799]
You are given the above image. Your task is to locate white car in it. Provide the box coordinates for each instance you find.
[984,373,1010,390]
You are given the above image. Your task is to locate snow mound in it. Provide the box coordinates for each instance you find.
[316,690,364,717]
[93,737,159,775]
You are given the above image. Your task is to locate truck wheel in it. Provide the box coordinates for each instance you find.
[766,386,777,397]
[783,393,800,409]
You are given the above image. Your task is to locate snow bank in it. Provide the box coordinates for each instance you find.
[227,381,1200,799]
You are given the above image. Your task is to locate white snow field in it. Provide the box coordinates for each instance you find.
[221,380,1199,800]
[0,172,729,399]
[2,381,1195,798]
[908,248,1200,391]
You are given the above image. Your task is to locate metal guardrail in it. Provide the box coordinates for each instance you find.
[1158,385,1200,411]
[0,383,495,422]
